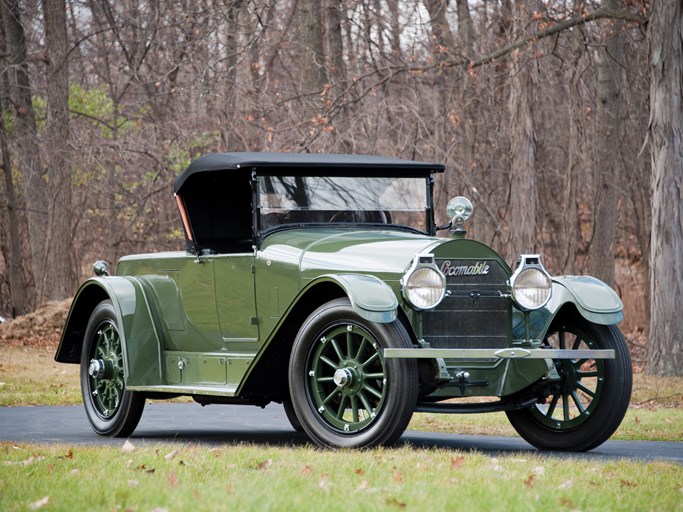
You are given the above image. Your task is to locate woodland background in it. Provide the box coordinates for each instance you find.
[0,0,681,375]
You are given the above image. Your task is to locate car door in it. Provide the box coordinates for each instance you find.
[214,254,259,344]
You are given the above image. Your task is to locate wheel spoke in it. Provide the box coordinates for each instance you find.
[322,388,340,406]
[346,332,354,359]
[570,391,586,413]
[361,351,379,368]
[358,391,374,417]
[319,355,338,370]
[576,382,595,398]
[316,376,335,383]
[355,338,368,360]
[578,370,599,378]
[545,394,559,418]
[330,339,344,363]
[364,372,384,379]
[351,396,359,423]
[336,395,348,419]
[559,330,566,349]
[562,394,570,421]
[571,335,583,350]
[363,382,383,400]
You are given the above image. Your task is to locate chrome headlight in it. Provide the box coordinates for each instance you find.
[510,254,552,311]
[402,254,446,310]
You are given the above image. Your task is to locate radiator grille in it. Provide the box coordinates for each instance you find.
[422,259,510,349]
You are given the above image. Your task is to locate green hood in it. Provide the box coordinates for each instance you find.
[260,228,442,277]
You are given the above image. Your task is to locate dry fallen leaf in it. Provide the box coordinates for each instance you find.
[168,471,178,487]
[524,474,535,488]
[620,479,638,488]
[355,468,364,476]
[393,471,403,482]
[385,497,406,509]
[257,459,272,470]
[451,456,465,469]
[355,480,368,493]
[121,440,135,454]
[558,480,573,490]
[28,497,49,510]
[301,465,312,476]
[164,450,179,461]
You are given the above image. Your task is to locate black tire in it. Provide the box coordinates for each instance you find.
[282,398,304,433]
[289,298,418,449]
[80,300,145,437]
[506,313,632,451]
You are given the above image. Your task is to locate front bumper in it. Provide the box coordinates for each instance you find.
[383,348,615,359]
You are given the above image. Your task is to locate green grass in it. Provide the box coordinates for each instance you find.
[409,408,683,442]
[0,443,681,512]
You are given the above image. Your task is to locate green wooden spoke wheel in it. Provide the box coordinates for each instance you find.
[80,300,145,437]
[506,313,631,451]
[289,298,417,448]
[308,323,387,433]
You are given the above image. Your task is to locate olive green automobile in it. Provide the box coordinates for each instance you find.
[55,152,631,450]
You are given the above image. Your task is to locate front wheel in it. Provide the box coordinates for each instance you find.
[80,300,145,437]
[289,298,418,448]
[506,314,631,451]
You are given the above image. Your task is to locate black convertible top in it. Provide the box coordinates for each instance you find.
[174,152,445,193]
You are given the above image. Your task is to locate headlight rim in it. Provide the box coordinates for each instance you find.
[401,255,447,311]
[510,255,552,311]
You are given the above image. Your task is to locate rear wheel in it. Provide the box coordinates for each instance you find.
[506,314,631,451]
[289,298,418,448]
[80,300,145,437]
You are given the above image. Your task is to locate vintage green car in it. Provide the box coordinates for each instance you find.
[55,152,631,450]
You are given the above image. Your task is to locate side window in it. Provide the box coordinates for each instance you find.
[181,172,253,253]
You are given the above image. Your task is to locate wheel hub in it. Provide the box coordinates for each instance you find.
[333,368,354,388]
[89,358,116,380]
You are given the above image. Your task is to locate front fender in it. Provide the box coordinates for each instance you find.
[551,276,623,324]
[308,274,399,323]
[54,277,163,387]
[515,275,624,342]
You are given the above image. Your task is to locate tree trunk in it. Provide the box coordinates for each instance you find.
[42,0,74,302]
[422,0,457,152]
[220,0,242,151]
[298,0,327,97]
[1,0,47,306]
[325,0,352,151]
[587,0,623,286]
[0,18,28,315]
[647,0,683,376]
[506,0,538,263]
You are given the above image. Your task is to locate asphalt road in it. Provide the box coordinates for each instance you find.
[0,403,681,463]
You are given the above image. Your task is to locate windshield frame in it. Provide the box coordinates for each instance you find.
[253,171,437,243]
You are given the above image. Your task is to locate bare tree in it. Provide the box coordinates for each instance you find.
[42,0,75,301]
[506,0,539,262]
[0,12,28,315]
[1,0,47,306]
[647,0,683,376]
[587,0,624,286]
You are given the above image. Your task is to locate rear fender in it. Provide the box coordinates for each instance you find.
[54,277,163,386]
[306,274,398,323]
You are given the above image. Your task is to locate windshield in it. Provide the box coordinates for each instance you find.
[258,176,430,233]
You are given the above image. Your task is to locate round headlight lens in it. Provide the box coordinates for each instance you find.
[404,267,446,309]
[512,268,552,310]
